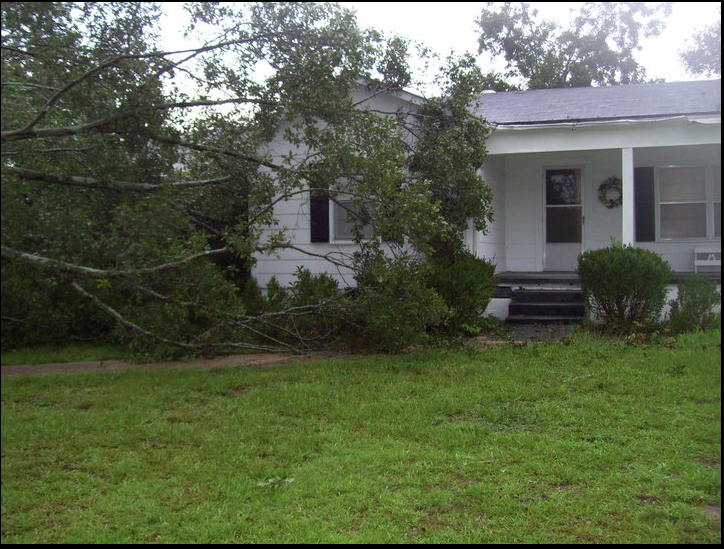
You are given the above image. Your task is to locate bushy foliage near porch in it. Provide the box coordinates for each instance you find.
[577,243,673,331]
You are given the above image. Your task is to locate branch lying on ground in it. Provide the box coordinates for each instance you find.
[70,281,294,354]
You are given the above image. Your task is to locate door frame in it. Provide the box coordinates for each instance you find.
[542,165,584,271]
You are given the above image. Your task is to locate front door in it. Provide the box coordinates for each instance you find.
[545,168,582,271]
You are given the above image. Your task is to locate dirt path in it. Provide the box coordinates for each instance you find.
[1,353,312,377]
[2,326,577,378]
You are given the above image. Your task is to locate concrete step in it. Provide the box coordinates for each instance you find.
[506,315,584,325]
[511,289,584,303]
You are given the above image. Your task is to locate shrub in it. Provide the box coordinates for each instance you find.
[288,267,340,307]
[577,243,673,331]
[668,274,721,333]
[258,270,342,346]
[427,250,496,333]
[351,251,448,352]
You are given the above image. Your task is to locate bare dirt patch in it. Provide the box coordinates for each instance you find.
[704,505,721,521]
[1,353,313,377]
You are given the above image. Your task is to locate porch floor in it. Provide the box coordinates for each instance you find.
[495,270,721,286]
[495,271,580,286]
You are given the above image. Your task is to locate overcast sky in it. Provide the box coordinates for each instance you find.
[159,2,720,95]
[339,1,720,89]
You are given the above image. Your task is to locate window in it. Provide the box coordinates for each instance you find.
[657,166,719,241]
[332,199,374,241]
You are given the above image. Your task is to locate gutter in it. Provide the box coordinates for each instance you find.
[487,114,721,131]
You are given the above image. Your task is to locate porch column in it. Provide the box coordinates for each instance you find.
[621,147,635,245]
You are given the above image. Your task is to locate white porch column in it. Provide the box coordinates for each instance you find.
[621,147,635,245]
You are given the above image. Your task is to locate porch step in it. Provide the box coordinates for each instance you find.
[506,315,584,325]
[506,288,586,324]
[511,289,584,303]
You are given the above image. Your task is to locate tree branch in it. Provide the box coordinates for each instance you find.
[5,166,233,192]
[146,132,283,171]
[70,281,287,354]
[1,245,231,279]
[1,97,273,142]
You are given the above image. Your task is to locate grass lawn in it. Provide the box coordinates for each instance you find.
[1,331,720,543]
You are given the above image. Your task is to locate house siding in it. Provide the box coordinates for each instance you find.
[473,156,507,272]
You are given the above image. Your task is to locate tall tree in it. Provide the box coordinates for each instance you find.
[681,10,721,77]
[1,2,494,355]
[476,2,673,89]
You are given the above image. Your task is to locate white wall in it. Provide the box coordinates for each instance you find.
[471,155,507,272]
[500,149,622,272]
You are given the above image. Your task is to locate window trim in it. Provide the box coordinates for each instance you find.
[713,165,721,239]
[655,164,721,243]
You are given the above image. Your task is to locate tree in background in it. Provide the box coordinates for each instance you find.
[476,2,673,89]
[1,2,495,355]
[680,9,721,77]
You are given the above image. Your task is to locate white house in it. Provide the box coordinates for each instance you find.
[253,80,721,319]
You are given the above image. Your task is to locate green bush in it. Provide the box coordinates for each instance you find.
[352,252,448,352]
[257,270,342,347]
[577,243,673,330]
[668,275,721,333]
[288,267,340,307]
[427,250,496,333]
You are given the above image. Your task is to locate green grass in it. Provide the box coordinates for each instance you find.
[1,331,721,543]
[1,343,126,366]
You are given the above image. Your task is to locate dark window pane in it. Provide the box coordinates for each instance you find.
[310,192,329,243]
[546,207,582,243]
[714,202,721,238]
[660,203,707,239]
[546,169,581,205]
[635,167,656,242]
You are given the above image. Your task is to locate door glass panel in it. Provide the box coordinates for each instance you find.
[546,169,581,205]
[546,207,582,243]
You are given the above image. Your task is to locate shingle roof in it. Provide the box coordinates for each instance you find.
[474,80,721,125]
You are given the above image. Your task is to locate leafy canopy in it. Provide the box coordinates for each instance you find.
[1,2,495,355]
[680,9,721,77]
[476,2,673,89]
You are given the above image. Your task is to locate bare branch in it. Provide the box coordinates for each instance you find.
[1,245,231,279]
[1,97,272,142]
[70,280,197,350]
[146,132,283,171]
[70,281,287,354]
[5,166,233,192]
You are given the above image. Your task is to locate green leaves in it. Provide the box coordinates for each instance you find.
[476,2,673,89]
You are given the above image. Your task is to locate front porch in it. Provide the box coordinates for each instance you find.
[475,142,721,275]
